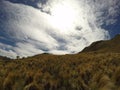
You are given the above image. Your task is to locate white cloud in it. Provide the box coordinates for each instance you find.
[0,0,119,58]
[0,43,17,58]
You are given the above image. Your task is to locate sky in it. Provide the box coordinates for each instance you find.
[0,0,120,58]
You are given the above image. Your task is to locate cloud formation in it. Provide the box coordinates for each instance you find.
[0,0,119,58]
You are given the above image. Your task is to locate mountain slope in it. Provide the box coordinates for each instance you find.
[82,34,120,53]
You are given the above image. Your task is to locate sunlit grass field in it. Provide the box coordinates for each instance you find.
[0,52,120,90]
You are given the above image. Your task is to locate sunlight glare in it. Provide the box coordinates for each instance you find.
[50,2,77,33]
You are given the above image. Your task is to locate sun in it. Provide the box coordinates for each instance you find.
[50,2,77,33]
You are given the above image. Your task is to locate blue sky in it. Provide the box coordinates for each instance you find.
[0,0,120,58]
[7,0,46,8]
[104,16,120,38]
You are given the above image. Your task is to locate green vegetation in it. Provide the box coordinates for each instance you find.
[0,52,120,90]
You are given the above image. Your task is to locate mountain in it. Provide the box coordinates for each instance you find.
[82,34,120,53]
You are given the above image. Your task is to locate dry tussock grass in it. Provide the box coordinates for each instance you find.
[0,52,120,90]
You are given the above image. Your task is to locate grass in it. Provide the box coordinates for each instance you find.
[0,52,120,90]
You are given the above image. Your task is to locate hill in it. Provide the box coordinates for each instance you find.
[0,35,120,90]
[82,34,120,53]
